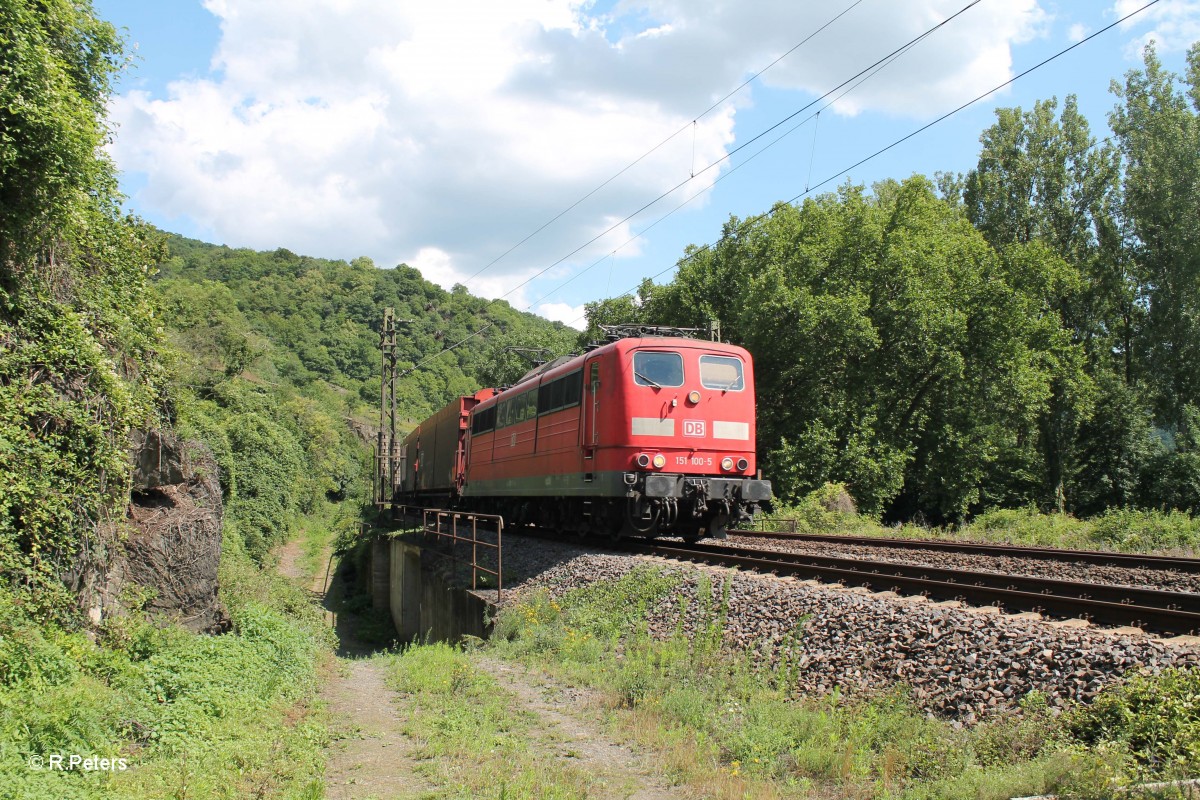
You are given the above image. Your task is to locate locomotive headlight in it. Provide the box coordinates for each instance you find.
[736,457,749,471]
[720,456,734,471]
[635,453,651,468]
[652,453,667,469]
[687,390,701,404]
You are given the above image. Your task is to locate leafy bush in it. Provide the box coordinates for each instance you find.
[1065,668,1200,778]
[0,541,334,799]
[760,482,866,534]
[958,507,1095,548]
[1091,508,1200,552]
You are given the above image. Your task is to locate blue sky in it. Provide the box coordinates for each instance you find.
[94,0,1200,328]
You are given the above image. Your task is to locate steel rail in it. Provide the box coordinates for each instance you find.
[731,529,1200,573]
[634,540,1200,635]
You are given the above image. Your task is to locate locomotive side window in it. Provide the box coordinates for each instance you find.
[561,370,582,407]
[699,355,744,391]
[498,389,536,428]
[536,369,583,415]
[471,406,496,434]
[632,351,684,387]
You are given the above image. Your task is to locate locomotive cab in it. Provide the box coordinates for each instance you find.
[459,325,770,541]
[603,337,771,539]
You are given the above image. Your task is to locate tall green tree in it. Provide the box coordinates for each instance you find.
[963,96,1127,511]
[1104,43,1200,513]
[646,178,1079,520]
[1110,43,1200,429]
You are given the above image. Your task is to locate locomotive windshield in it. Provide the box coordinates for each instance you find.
[699,355,744,391]
[632,351,684,387]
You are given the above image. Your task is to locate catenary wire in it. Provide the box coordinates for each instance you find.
[399,0,983,377]
[396,6,965,378]
[457,0,867,290]
[530,30,929,309]
[403,0,1043,377]
[488,0,982,307]
[564,0,1163,328]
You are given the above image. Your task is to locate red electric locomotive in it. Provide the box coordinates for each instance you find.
[397,326,771,539]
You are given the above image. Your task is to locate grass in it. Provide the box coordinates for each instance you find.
[758,483,1200,556]
[380,642,607,799]
[284,499,355,587]
[0,516,338,800]
[478,564,1200,799]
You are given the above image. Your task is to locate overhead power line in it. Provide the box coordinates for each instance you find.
[483,0,983,310]
[568,0,1164,329]
[397,0,985,378]
[532,24,932,310]
[458,0,867,290]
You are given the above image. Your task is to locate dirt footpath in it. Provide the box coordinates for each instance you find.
[275,536,689,799]
[474,656,689,799]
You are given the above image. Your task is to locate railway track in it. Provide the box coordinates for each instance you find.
[396,508,1200,635]
[731,529,1200,573]
[632,539,1200,636]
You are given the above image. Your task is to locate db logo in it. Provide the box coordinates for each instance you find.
[683,420,706,437]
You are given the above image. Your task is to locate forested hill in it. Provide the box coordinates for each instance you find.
[156,235,578,423]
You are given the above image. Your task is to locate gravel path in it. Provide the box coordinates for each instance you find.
[724,533,1200,594]
[498,536,1200,723]
[473,656,688,799]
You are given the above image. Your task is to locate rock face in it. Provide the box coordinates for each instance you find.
[113,428,226,632]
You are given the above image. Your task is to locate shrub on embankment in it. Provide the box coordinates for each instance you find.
[762,483,1200,554]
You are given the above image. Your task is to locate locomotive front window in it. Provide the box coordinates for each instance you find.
[633,351,684,388]
[699,355,744,391]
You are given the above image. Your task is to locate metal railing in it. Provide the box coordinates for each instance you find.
[396,506,504,601]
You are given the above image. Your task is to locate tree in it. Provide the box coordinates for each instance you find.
[0,0,123,263]
[578,280,655,347]
[642,178,1079,520]
[963,96,1127,511]
[1110,43,1200,429]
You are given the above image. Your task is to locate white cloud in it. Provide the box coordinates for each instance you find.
[1068,22,1090,43]
[1114,0,1200,55]
[537,302,587,329]
[108,0,1049,311]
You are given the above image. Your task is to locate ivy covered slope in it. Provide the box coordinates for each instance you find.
[2,3,332,797]
[1,0,168,621]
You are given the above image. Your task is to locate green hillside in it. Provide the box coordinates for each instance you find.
[158,235,578,424]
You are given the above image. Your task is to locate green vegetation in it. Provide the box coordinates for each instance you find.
[1,0,168,621]
[3,3,358,796]
[0,539,334,799]
[761,482,1200,554]
[157,236,577,423]
[4,0,1200,797]
[1067,667,1200,781]
[382,643,602,798]
[479,566,1200,799]
[593,43,1200,527]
